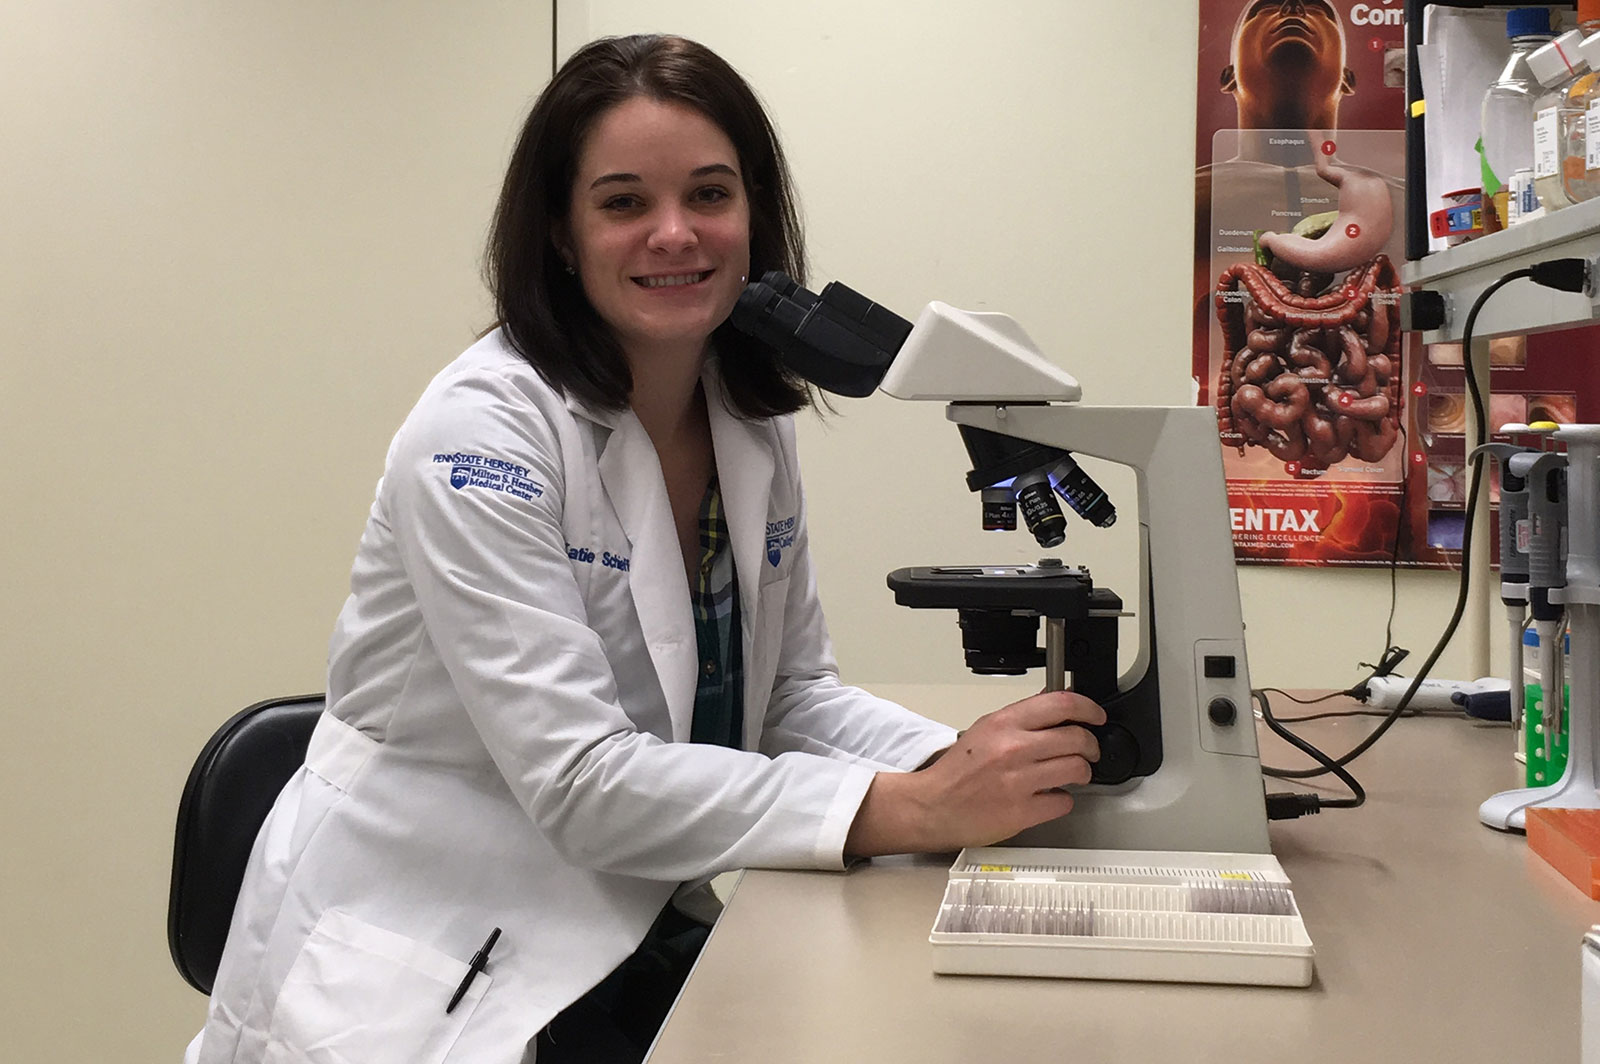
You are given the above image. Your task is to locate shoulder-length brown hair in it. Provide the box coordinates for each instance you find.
[485,35,810,418]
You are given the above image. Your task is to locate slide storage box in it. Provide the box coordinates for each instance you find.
[929,846,1314,987]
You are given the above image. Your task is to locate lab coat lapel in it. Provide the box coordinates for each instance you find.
[594,410,697,741]
[705,386,773,747]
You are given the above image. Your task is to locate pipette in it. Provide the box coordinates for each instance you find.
[1474,442,1536,739]
[1524,449,1569,762]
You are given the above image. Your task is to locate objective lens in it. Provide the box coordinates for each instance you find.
[981,487,1017,531]
[1014,473,1066,548]
[1051,456,1116,527]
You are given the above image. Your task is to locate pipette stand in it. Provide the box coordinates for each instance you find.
[1481,425,1600,832]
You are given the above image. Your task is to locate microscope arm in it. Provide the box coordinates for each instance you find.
[949,403,1259,731]
[732,278,1271,853]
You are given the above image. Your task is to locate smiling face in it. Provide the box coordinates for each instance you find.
[1225,0,1353,129]
[561,96,751,368]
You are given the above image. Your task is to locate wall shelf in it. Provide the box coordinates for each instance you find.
[1401,196,1600,343]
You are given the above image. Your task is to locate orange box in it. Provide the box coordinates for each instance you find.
[1527,807,1600,900]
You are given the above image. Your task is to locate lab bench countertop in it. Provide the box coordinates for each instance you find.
[647,690,1600,1063]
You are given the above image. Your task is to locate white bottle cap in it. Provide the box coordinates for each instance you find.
[1529,30,1589,87]
[1579,30,1600,70]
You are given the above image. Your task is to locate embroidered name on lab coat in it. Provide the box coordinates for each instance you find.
[434,453,544,502]
[566,543,630,571]
[765,516,796,567]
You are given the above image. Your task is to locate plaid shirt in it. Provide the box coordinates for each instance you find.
[689,478,744,748]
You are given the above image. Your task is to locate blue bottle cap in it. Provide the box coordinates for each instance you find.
[1508,7,1553,38]
[1523,626,1574,651]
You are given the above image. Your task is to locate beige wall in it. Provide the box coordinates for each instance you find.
[5,1,1483,1058]
[2,3,554,1058]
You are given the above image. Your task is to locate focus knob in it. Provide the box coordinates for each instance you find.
[1088,723,1139,785]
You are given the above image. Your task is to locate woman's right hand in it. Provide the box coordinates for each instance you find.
[844,691,1105,858]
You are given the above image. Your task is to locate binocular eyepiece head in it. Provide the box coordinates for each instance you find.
[729,272,911,398]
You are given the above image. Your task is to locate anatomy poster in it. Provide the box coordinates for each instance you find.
[1194,0,1418,566]
[1194,0,1600,569]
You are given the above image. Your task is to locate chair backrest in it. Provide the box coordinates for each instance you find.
[168,694,324,995]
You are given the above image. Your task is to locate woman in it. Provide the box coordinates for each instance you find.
[190,34,1103,1064]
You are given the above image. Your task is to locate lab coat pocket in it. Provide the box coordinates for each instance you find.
[757,578,789,640]
[747,579,791,713]
[263,909,489,1064]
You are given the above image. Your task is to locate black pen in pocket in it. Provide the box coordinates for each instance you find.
[447,927,501,1014]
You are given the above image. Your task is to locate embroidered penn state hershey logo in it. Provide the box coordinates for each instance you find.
[433,453,544,502]
[765,516,796,567]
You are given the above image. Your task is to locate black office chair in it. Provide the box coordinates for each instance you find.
[168,693,324,995]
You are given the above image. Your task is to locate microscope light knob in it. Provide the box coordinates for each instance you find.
[1207,697,1238,727]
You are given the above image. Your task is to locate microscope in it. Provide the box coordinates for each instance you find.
[734,275,1272,855]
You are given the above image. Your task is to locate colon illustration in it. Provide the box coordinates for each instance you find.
[1213,146,1402,470]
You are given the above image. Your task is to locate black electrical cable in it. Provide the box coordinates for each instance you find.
[1377,420,1412,667]
[1255,686,1456,722]
[1343,421,1413,703]
[1258,258,1588,785]
[1256,687,1349,706]
[1258,689,1365,817]
[1261,269,1518,780]
[1270,706,1460,724]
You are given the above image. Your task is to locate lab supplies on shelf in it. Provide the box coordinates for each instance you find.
[1530,29,1598,212]
[1483,7,1557,225]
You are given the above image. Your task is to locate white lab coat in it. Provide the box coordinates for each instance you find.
[190,330,955,1063]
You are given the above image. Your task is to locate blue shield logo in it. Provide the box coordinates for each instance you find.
[450,466,470,490]
[767,542,781,567]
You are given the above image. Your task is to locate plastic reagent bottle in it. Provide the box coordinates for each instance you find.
[1530,29,1591,211]
[1482,7,1556,225]
[1574,18,1600,201]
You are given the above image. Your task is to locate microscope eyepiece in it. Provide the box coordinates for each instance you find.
[727,272,910,398]
[758,270,817,308]
[732,281,809,351]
